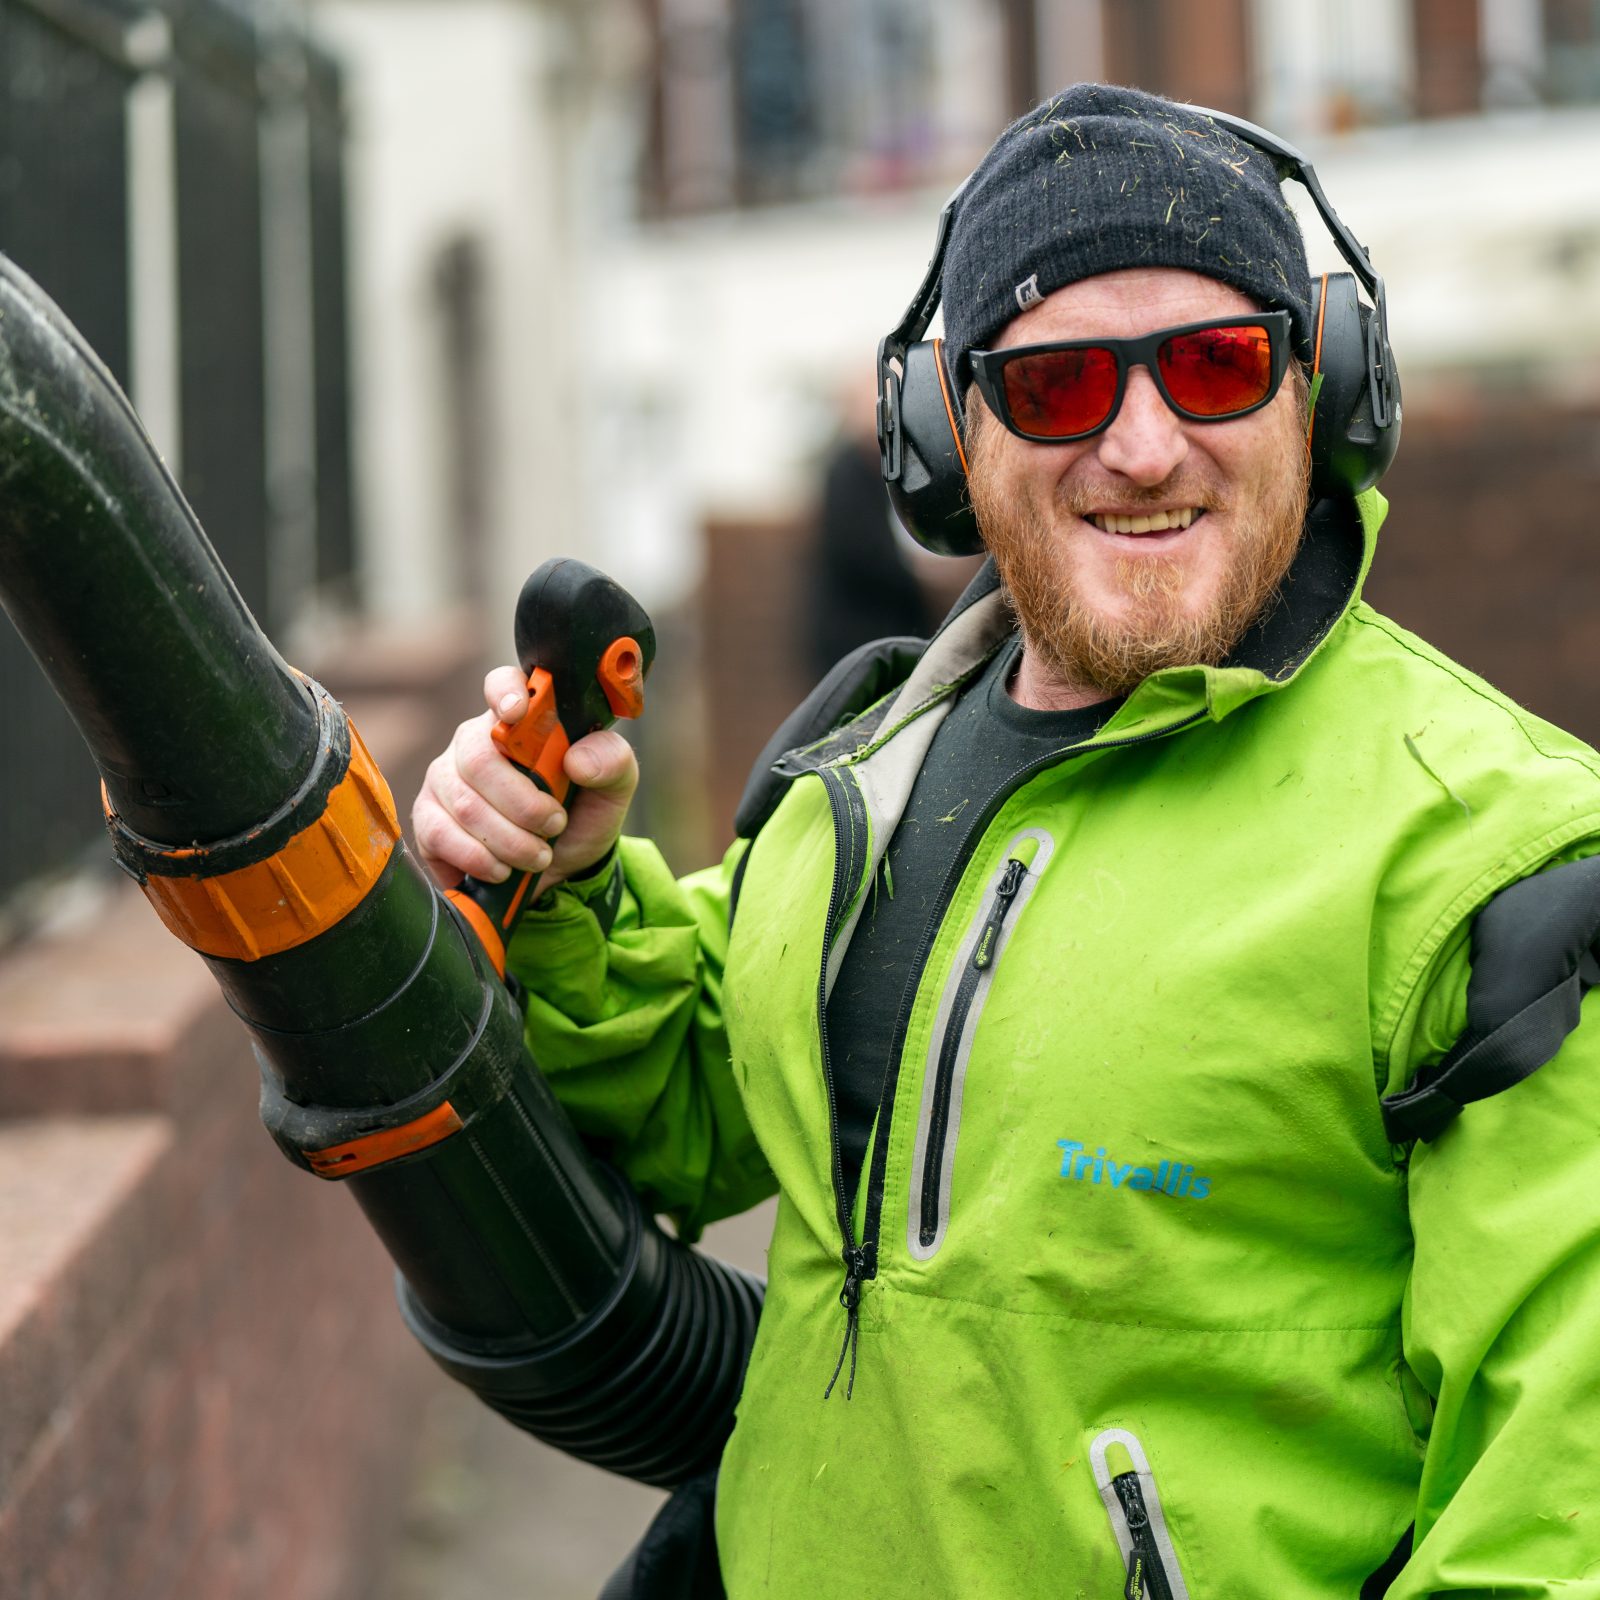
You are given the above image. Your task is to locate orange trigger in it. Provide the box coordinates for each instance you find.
[492,668,571,801]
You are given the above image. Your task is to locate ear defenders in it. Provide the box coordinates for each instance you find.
[876,106,1402,558]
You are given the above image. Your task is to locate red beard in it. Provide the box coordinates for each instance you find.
[966,399,1311,699]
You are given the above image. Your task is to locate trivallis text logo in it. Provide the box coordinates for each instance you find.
[1056,1140,1212,1200]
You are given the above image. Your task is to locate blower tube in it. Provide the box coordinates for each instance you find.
[0,252,761,1487]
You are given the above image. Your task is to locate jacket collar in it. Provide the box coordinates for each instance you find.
[871,486,1384,749]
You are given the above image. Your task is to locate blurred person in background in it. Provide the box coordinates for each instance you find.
[804,376,939,680]
[413,83,1600,1599]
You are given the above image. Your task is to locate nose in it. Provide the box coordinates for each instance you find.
[1094,365,1188,486]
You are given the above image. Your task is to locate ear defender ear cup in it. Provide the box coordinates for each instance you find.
[1307,271,1402,499]
[883,337,984,557]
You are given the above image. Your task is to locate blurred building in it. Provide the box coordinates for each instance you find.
[591,0,1600,842]
[305,0,621,623]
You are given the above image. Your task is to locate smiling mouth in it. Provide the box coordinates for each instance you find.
[1087,507,1204,535]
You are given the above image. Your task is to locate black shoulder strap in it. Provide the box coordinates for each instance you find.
[1381,854,1600,1144]
[1359,1522,1412,1599]
[727,634,927,933]
[733,635,927,840]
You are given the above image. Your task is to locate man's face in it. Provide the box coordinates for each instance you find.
[965,267,1310,698]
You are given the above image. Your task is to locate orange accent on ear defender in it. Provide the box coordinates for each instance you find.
[1307,272,1330,463]
[491,668,572,802]
[305,1100,465,1178]
[120,721,401,962]
[446,887,507,977]
[597,635,646,719]
[931,337,970,477]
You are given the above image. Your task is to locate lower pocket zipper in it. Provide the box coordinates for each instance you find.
[1089,1428,1190,1600]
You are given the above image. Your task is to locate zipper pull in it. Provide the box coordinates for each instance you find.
[1124,1553,1147,1600]
[823,1242,875,1401]
[1112,1469,1172,1600]
[972,857,1027,970]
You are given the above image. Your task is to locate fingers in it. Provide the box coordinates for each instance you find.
[411,712,639,898]
[411,709,568,887]
[564,728,639,795]
[483,664,530,723]
[538,730,638,887]
[455,711,567,833]
[413,791,544,888]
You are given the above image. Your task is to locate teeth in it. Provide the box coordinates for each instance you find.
[1090,508,1199,534]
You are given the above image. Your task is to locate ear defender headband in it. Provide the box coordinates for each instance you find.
[876,105,1402,558]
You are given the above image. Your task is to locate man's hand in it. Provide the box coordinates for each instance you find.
[413,664,639,897]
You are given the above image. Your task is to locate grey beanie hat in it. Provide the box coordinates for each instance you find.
[942,84,1314,375]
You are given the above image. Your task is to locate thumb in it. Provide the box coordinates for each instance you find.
[564,729,636,792]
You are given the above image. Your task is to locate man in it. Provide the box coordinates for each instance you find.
[414,84,1600,1597]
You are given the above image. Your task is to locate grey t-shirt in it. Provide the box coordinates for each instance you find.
[824,634,1122,1200]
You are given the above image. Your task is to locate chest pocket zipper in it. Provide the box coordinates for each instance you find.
[1090,1428,1191,1600]
[906,827,1055,1261]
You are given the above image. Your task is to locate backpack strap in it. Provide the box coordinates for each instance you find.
[1359,1522,1413,1599]
[1381,854,1600,1144]
[733,634,928,840]
[727,635,927,931]
[730,557,1002,850]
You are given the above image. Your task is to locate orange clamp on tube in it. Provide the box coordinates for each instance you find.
[492,667,571,801]
[306,1101,466,1179]
[598,635,646,720]
[446,887,508,978]
[120,721,402,963]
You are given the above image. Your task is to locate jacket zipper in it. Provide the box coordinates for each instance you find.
[815,714,1205,1396]
[1114,1473,1175,1600]
[914,841,1044,1253]
[1090,1428,1190,1600]
[817,767,875,1399]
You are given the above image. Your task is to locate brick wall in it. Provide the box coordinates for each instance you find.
[1100,0,1254,115]
[0,618,487,1600]
[1412,0,1486,117]
[1364,392,1600,744]
[698,517,818,846]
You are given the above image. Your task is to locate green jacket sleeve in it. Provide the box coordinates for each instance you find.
[505,835,776,1241]
[1391,911,1600,1593]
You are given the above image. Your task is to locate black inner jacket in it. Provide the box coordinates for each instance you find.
[824,634,1120,1210]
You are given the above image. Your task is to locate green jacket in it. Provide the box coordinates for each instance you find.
[510,491,1600,1598]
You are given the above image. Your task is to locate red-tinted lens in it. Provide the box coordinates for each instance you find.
[1000,345,1119,438]
[1157,324,1273,417]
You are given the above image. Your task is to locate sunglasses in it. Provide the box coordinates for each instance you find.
[968,311,1292,444]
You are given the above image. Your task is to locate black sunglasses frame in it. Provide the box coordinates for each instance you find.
[967,310,1293,445]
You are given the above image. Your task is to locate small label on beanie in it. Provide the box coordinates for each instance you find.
[1014,273,1043,311]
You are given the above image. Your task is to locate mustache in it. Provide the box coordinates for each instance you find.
[1059,482,1224,518]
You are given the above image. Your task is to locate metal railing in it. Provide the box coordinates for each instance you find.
[0,0,354,913]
